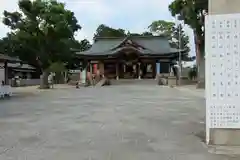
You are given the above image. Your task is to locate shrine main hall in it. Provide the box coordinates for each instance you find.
[76,35,186,79]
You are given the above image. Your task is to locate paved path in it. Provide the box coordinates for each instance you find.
[175,85,205,98]
[0,85,236,159]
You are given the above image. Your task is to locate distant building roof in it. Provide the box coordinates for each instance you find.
[0,53,21,62]
[8,63,36,70]
[76,36,185,56]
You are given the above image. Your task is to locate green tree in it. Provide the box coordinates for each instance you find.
[94,24,126,40]
[47,61,67,84]
[0,34,43,72]
[148,20,190,53]
[141,31,153,36]
[127,31,153,37]
[168,0,208,86]
[2,0,81,88]
[67,39,91,70]
[169,0,207,55]
[78,39,92,52]
[149,20,175,37]
[48,62,66,73]
[127,32,141,36]
[0,37,10,54]
[94,24,153,39]
[70,39,91,52]
[171,24,190,53]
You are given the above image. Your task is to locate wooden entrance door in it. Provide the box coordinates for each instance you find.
[119,62,138,79]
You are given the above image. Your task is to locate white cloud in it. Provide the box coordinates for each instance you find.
[0,0,18,11]
[0,0,18,37]
[64,0,114,23]
[65,0,177,42]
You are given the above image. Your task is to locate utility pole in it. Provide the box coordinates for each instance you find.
[178,24,182,86]
[175,16,182,86]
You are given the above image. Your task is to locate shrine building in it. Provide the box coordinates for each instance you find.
[76,35,186,80]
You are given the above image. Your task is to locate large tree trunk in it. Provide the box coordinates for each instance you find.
[194,31,205,88]
[39,71,49,89]
[197,52,205,88]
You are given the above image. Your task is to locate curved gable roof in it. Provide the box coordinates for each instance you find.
[78,38,125,56]
[131,36,172,54]
[76,35,183,56]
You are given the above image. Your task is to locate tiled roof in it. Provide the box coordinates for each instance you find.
[0,54,21,62]
[77,36,184,56]
[8,63,35,69]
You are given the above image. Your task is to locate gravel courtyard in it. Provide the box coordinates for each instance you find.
[0,85,236,159]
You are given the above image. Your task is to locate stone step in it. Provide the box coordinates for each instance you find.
[95,78,111,87]
[95,78,106,87]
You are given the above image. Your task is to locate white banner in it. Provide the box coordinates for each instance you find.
[206,13,240,128]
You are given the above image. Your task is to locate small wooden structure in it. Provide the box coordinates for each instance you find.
[0,54,21,97]
[0,54,21,84]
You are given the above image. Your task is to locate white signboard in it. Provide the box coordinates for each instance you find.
[206,14,240,128]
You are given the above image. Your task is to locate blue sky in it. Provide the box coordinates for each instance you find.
[0,0,195,56]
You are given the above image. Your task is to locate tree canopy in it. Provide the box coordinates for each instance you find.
[149,20,175,36]
[94,24,153,40]
[148,20,190,53]
[2,0,81,70]
[94,24,126,40]
[127,31,153,37]
[78,39,92,52]
[47,61,66,73]
[168,0,208,55]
